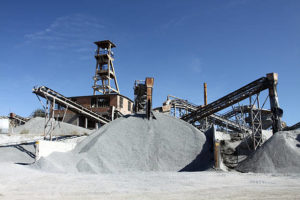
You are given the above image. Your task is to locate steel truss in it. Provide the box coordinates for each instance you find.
[179,73,282,149]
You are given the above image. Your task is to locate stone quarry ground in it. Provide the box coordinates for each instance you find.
[0,163,300,200]
[1,114,300,199]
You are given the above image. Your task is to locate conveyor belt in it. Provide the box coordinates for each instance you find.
[209,114,251,133]
[222,105,271,119]
[33,86,110,124]
[181,77,270,123]
[283,122,300,131]
[9,113,30,124]
[167,96,251,132]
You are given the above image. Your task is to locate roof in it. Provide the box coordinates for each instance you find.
[94,40,116,48]
[68,94,133,103]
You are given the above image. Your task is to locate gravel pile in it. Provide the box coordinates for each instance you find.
[13,117,92,136]
[33,112,213,173]
[237,130,300,173]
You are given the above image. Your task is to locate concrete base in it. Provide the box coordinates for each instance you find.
[35,140,76,160]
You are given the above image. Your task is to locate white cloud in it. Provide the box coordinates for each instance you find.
[161,14,194,31]
[24,14,106,51]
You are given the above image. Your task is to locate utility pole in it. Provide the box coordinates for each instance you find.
[204,82,208,129]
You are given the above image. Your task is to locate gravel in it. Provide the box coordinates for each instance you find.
[236,130,300,173]
[13,117,92,136]
[33,112,213,173]
[0,144,36,164]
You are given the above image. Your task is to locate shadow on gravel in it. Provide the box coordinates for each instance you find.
[179,127,214,172]
[14,145,36,159]
[296,134,300,148]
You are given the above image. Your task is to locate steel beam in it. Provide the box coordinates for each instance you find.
[267,73,283,133]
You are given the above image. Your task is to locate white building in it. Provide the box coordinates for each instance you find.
[0,117,9,134]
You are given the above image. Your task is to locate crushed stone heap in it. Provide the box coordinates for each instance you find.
[237,130,300,173]
[33,112,213,173]
[13,117,92,136]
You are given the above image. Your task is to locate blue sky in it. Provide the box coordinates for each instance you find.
[0,0,299,125]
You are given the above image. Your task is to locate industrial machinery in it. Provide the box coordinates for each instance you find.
[180,73,282,150]
[33,86,110,140]
[9,113,30,127]
[134,77,154,119]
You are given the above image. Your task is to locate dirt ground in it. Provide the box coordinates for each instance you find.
[0,163,299,200]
